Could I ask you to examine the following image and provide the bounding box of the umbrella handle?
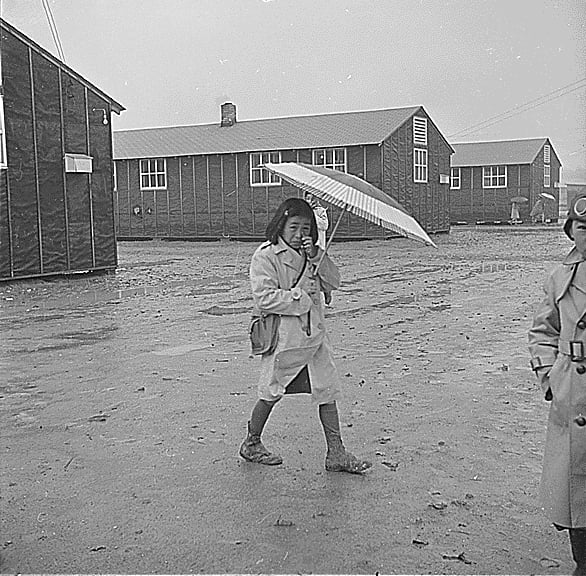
[314,204,348,274]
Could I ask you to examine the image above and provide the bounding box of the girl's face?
[572,220,586,257]
[281,215,312,250]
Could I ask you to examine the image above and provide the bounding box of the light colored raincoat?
[250,237,341,404]
[529,247,586,528]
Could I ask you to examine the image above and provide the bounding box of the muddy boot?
[239,399,282,466]
[570,528,586,576]
[319,401,372,474]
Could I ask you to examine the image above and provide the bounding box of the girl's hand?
[302,236,317,258]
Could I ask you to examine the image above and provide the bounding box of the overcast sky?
[2,0,585,179]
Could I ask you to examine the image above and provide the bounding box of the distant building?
[449,138,561,224]
[0,18,124,281]
[113,104,453,240]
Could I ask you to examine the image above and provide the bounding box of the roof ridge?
[452,137,548,145]
[114,105,421,134]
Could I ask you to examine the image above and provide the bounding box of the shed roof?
[0,17,125,114]
[451,138,551,167]
[113,106,426,159]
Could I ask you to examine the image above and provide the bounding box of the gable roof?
[113,106,425,160]
[0,18,125,114]
[451,138,553,167]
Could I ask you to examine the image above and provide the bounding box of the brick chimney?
[220,102,237,127]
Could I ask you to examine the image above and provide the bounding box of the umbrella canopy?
[262,162,436,248]
[510,196,529,204]
[540,192,556,201]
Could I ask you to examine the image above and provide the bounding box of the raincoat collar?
[554,247,584,303]
[563,247,586,266]
[271,236,306,272]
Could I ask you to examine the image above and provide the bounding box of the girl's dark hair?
[265,197,318,244]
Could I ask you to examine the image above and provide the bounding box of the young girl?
[240,197,372,474]
[529,193,586,576]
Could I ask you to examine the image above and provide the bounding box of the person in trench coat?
[529,193,586,576]
[239,197,372,474]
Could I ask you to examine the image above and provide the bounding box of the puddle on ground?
[8,325,118,354]
[190,285,238,296]
[151,343,212,356]
[1,279,243,312]
[202,305,250,315]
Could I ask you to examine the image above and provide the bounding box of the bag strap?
[291,255,308,289]
[257,254,308,319]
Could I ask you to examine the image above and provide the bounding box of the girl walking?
[240,197,371,474]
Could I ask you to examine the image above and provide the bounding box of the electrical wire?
[41,0,66,62]
[449,77,586,139]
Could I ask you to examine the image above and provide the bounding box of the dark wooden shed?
[449,138,562,224]
[113,104,453,240]
[0,18,124,281]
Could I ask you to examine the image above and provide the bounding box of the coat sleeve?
[310,249,340,294]
[528,272,560,393]
[250,249,313,316]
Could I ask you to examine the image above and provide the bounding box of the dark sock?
[570,528,586,573]
[249,399,277,437]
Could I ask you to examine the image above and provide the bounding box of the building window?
[250,152,281,186]
[312,148,346,171]
[450,167,461,189]
[544,164,551,188]
[113,162,117,191]
[544,144,551,164]
[414,149,428,183]
[0,95,6,169]
[413,117,428,146]
[482,165,507,188]
[140,158,167,189]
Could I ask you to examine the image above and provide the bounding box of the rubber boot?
[318,401,372,474]
[570,528,586,576]
[239,399,282,466]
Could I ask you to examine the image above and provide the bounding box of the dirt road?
[0,227,577,574]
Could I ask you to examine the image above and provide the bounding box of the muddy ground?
[0,226,578,575]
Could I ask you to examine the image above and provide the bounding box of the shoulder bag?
[249,256,307,356]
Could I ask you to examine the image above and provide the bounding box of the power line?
[41,0,66,62]
[449,78,586,139]
[450,78,586,138]
[453,83,586,139]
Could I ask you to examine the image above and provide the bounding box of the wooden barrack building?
[0,18,124,281]
[449,138,562,224]
[113,104,453,240]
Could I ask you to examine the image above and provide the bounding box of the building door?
[142,190,155,236]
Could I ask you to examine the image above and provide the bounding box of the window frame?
[413,148,428,183]
[482,165,507,188]
[140,158,167,190]
[544,164,551,188]
[544,144,551,164]
[413,116,428,146]
[250,151,282,186]
[312,148,347,172]
[0,94,6,169]
[450,167,461,189]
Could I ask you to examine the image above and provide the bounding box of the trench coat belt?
[558,339,585,362]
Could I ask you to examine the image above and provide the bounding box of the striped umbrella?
[262,162,437,250]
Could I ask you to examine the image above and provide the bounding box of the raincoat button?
[575,416,586,427]
[577,365,586,375]
[578,321,586,330]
